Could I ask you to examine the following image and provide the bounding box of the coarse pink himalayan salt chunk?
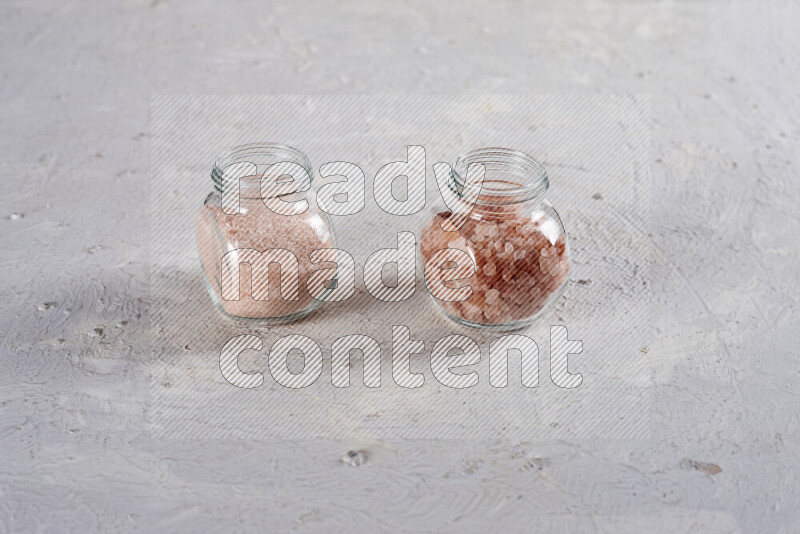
[420,211,569,325]
[485,288,501,306]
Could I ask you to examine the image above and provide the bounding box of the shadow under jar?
[195,143,336,323]
[419,148,570,331]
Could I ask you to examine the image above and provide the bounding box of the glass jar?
[419,148,570,330]
[195,143,336,322]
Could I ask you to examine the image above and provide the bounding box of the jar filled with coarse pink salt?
[196,143,336,323]
[419,148,570,330]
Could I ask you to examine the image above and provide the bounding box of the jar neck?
[450,148,549,212]
[212,143,313,199]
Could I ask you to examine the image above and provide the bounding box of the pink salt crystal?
[485,288,500,305]
[483,262,497,276]
[502,268,514,282]
[539,254,556,275]
[484,306,501,322]
[514,249,526,260]
[504,242,514,254]
[548,256,560,274]
[528,232,548,250]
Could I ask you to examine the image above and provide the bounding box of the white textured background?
[1,1,799,532]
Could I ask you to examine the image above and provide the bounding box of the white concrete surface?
[1,1,799,533]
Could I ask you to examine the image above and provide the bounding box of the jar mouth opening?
[451,148,549,205]
[212,143,313,198]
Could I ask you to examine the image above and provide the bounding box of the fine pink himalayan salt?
[196,200,334,320]
[420,211,569,325]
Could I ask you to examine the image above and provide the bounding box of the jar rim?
[211,143,313,197]
[451,147,549,205]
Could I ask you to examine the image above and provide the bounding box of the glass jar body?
[419,151,570,330]
[195,144,336,323]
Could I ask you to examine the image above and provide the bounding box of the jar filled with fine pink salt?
[196,143,336,323]
[419,148,570,330]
